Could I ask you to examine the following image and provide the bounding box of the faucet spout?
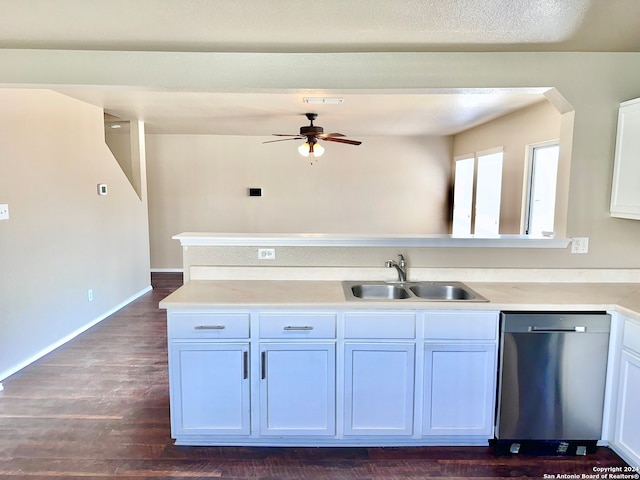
[385,254,407,283]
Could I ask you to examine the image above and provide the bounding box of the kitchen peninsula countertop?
[159,280,640,321]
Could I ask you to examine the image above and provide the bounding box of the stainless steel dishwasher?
[495,311,611,455]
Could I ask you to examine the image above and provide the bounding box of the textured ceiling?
[2,0,639,52]
[2,0,638,135]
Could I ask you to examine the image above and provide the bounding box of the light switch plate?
[0,204,9,220]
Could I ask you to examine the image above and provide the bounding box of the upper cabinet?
[611,97,640,220]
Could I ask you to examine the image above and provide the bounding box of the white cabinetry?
[613,318,640,468]
[259,312,336,436]
[259,342,336,435]
[343,312,416,436]
[171,343,250,436]
[166,307,499,446]
[611,97,640,220]
[423,312,498,437]
[167,312,251,438]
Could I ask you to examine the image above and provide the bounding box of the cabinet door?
[344,343,415,436]
[170,343,250,436]
[615,349,640,467]
[423,343,496,436]
[259,342,336,436]
[611,97,640,220]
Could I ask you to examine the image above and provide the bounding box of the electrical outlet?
[571,237,589,254]
[258,248,276,260]
[87,289,93,302]
[0,204,9,220]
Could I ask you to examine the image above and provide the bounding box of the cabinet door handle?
[261,351,266,380]
[283,325,314,331]
[194,325,226,330]
[243,351,248,380]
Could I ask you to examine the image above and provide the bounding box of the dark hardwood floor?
[0,273,630,479]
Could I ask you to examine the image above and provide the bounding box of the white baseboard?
[0,285,152,384]
[151,268,183,273]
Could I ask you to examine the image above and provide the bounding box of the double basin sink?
[342,280,489,302]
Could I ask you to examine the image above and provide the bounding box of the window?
[452,148,504,237]
[452,156,474,236]
[524,142,559,236]
[474,150,504,237]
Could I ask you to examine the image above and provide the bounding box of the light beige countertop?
[159,280,640,321]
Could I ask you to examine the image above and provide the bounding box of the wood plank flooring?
[0,273,630,479]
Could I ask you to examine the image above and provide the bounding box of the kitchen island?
[160,279,640,468]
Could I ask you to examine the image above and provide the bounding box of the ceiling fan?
[263,113,362,158]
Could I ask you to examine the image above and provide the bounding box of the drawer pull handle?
[284,326,314,331]
[194,325,226,330]
[243,351,248,380]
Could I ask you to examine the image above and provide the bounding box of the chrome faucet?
[385,254,407,283]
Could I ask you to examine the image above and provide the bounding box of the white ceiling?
[3,0,639,136]
[87,89,549,137]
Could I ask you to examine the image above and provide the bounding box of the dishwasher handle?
[528,326,587,333]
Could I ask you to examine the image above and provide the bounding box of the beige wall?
[3,50,640,271]
[147,134,452,269]
[0,89,151,380]
[453,100,562,234]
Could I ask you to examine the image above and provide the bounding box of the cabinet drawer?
[344,312,416,339]
[623,319,640,355]
[259,313,336,338]
[169,312,250,339]
[424,311,498,340]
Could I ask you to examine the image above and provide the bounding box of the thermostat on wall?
[97,184,108,195]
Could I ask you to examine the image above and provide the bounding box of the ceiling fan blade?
[263,137,304,144]
[321,137,362,146]
[317,133,346,138]
[264,115,360,148]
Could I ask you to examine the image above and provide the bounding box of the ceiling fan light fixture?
[298,142,310,157]
[298,141,324,157]
[264,113,360,158]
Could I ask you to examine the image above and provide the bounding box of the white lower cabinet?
[422,311,498,438]
[259,342,336,436]
[423,343,496,436]
[613,319,640,468]
[170,342,250,437]
[167,308,499,446]
[344,343,415,435]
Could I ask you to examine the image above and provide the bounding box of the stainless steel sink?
[343,281,488,302]
[409,283,476,300]
[351,283,411,300]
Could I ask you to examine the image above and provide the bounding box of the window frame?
[522,140,560,236]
